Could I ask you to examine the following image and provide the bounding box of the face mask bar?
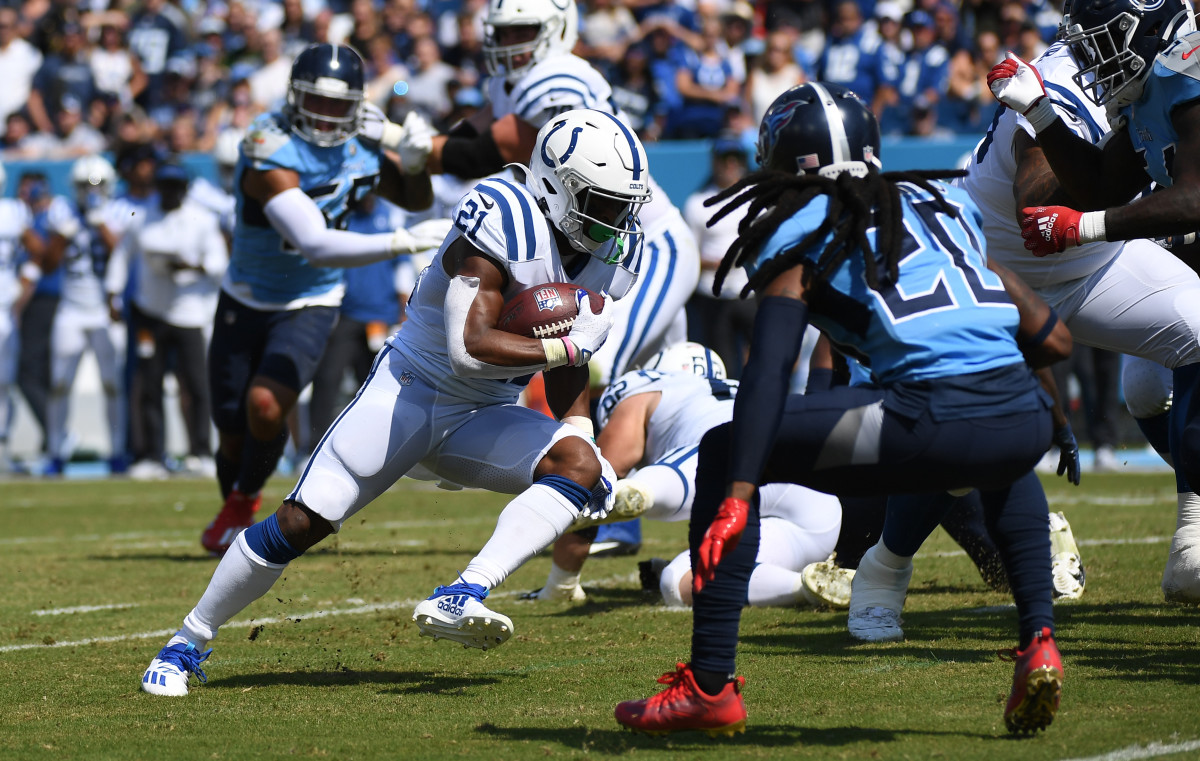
[568,185,650,262]
[290,82,362,146]
[484,23,546,80]
[1066,12,1143,106]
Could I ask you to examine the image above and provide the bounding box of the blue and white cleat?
[142,642,212,696]
[413,582,514,651]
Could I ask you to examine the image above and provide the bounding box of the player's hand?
[397,111,435,175]
[390,218,452,255]
[1021,205,1085,256]
[358,102,405,152]
[563,291,614,367]
[581,453,617,521]
[693,497,749,595]
[1053,422,1081,486]
[989,52,1058,132]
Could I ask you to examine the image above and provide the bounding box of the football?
[496,283,602,339]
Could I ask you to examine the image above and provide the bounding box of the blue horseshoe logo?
[541,122,585,168]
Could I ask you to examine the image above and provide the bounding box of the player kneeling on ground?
[141,109,650,696]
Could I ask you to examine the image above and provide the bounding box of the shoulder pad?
[242,114,292,165]
[596,369,668,431]
[1160,31,1200,81]
[452,178,549,265]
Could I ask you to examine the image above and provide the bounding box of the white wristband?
[542,338,569,369]
[381,121,405,153]
[562,415,595,440]
[19,261,41,282]
[1025,97,1059,134]
[1078,211,1107,244]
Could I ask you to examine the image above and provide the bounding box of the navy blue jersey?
[749,181,1023,383]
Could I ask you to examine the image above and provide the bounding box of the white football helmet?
[70,154,117,206]
[642,342,727,380]
[528,109,651,263]
[214,129,242,168]
[484,0,579,82]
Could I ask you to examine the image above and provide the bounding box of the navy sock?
[833,495,887,569]
[692,666,732,696]
[882,491,956,557]
[980,471,1054,648]
[1135,411,1172,468]
[242,513,301,564]
[1171,364,1200,492]
[237,428,289,497]
[940,491,1007,590]
[536,474,589,509]
[215,450,238,500]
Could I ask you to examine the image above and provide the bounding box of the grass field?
[2,471,1198,761]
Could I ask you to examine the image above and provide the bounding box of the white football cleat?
[847,544,912,642]
[1048,511,1085,600]
[568,479,653,531]
[141,641,212,696]
[413,582,514,650]
[520,583,587,602]
[800,558,855,609]
[1163,525,1200,603]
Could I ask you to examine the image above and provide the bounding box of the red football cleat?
[200,489,262,556]
[1000,627,1063,734]
[615,662,747,737]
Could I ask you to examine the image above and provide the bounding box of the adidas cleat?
[1049,512,1085,600]
[569,479,654,532]
[800,558,855,609]
[615,662,747,737]
[141,642,212,696]
[413,582,514,650]
[1000,627,1063,734]
[201,489,262,556]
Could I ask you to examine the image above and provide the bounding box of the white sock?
[874,541,913,570]
[542,561,582,592]
[460,483,578,589]
[659,551,692,608]
[850,542,913,612]
[747,564,805,607]
[1177,491,1200,531]
[180,531,288,647]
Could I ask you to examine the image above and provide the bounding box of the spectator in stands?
[128,0,187,111]
[279,0,315,57]
[667,14,742,139]
[817,1,880,101]
[91,20,147,115]
[106,161,226,480]
[27,21,96,138]
[348,0,385,59]
[721,2,757,85]
[2,113,38,159]
[35,95,108,158]
[611,43,661,140]
[0,8,44,127]
[364,33,410,110]
[442,10,486,85]
[933,2,972,55]
[147,57,198,134]
[747,29,807,124]
[684,135,754,378]
[407,35,458,123]
[765,0,826,66]
[249,29,292,112]
[203,71,260,152]
[876,10,950,136]
[579,0,639,80]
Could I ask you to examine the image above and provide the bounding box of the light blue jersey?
[749,181,1023,383]
[1123,30,1200,188]
[229,112,383,307]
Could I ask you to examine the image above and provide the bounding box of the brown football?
[496,283,603,339]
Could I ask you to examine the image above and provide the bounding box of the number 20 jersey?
[228,112,382,309]
[748,181,1024,384]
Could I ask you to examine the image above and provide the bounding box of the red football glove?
[987,53,1047,115]
[1020,205,1084,257]
[693,497,749,595]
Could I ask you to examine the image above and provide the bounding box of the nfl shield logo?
[534,287,563,312]
[398,371,414,386]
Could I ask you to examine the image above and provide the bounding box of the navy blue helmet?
[285,43,366,147]
[756,82,882,178]
[1061,0,1197,107]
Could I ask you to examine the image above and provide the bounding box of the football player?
[141,109,647,697]
[401,0,700,388]
[615,84,1071,737]
[969,0,1200,604]
[0,160,42,471]
[198,43,451,556]
[42,156,127,476]
[525,342,842,606]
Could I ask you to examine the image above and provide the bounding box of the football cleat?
[615,662,746,737]
[568,479,653,532]
[519,583,587,602]
[413,582,514,650]
[846,544,911,642]
[800,558,855,609]
[201,489,262,556]
[1049,511,1085,600]
[847,606,904,642]
[1000,627,1063,734]
[141,642,212,697]
[638,557,669,592]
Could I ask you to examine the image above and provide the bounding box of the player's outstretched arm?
[986,258,1072,368]
[427,109,539,179]
[375,149,433,212]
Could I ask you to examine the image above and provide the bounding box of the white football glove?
[358,102,406,152]
[397,111,435,175]
[389,218,452,255]
[987,52,1058,133]
[563,292,614,367]
[579,448,617,522]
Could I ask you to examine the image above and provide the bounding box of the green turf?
[1,473,1197,760]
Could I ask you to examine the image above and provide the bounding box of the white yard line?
[33,603,138,616]
[1059,740,1200,761]
[923,535,1170,559]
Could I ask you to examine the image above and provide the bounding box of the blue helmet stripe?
[476,183,521,261]
[595,111,643,181]
[492,179,537,261]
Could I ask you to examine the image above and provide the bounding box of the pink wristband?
[561,338,577,366]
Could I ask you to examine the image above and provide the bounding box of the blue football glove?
[1053,423,1080,486]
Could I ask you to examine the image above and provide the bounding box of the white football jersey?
[597,369,738,465]
[391,177,638,403]
[0,198,30,307]
[959,42,1123,288]
[48,197,110,312]
[488,52,677,230]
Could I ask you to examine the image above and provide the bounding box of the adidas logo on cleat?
[437,595,468,616]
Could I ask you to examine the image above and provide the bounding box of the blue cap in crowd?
[907,10,935,28]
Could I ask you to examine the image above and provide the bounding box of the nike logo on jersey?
[1183,43,1200,59]
[479,195,495,210]
[1038,213,1058,241]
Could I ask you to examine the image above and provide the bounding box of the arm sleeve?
[105,235,131,297]
[263,187,397,267]
[727,297,811,485]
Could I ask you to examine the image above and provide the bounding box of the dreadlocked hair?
[705,165,968,298]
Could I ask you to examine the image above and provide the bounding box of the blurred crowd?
[0,0,1070,166]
